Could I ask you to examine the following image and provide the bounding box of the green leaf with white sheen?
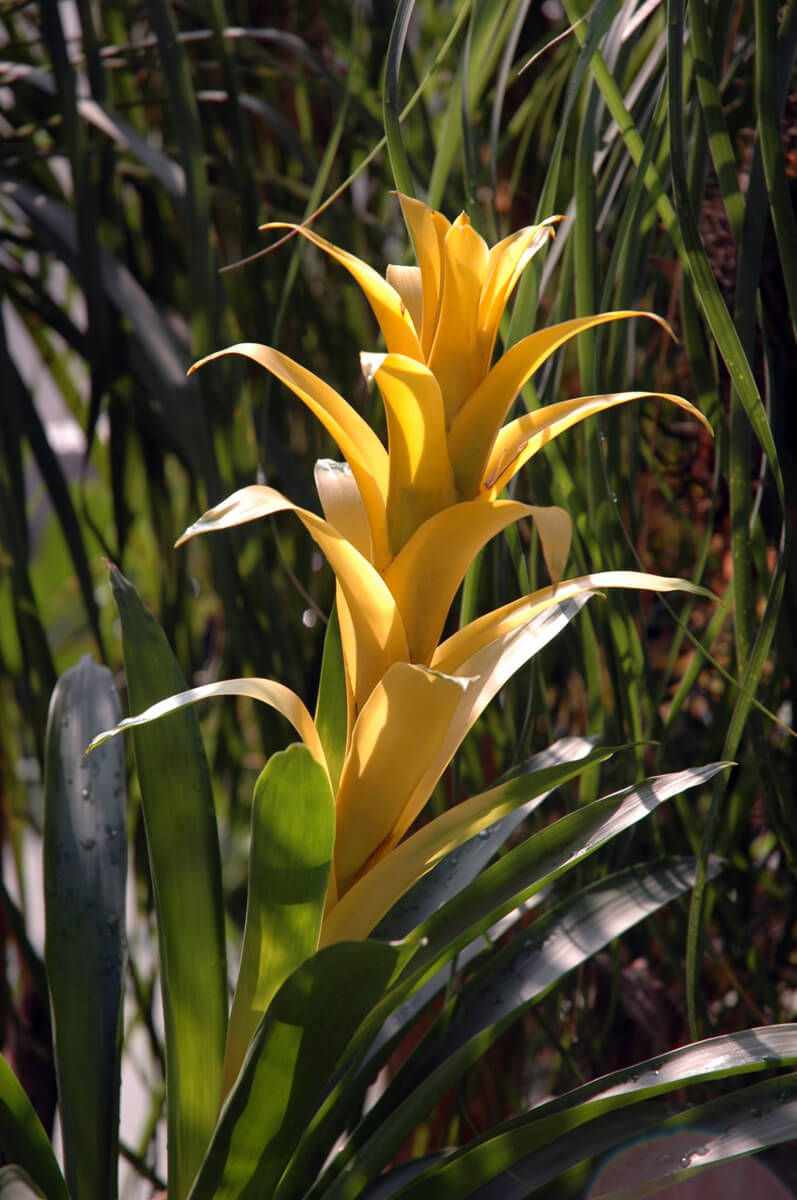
[44,654,127,1200]
[404,763,727,978]
[291,767,725,1200]
[383,1024,797,1198]
[318,857,720,1200]
[478,1072,797,1199]
[324,740,615,944]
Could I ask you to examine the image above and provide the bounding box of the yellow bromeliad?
[90,195,713,1088]
[187,196,709,701]
[174,193,711,905]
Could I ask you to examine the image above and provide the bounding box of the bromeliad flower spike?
[184,197,710,695]
[89,194,713,1094]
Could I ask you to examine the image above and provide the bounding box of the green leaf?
[388,1024,797,1198]
[43,654,126,1200]
[188,941,403,1200]
[314,604,348,795]
[110,565,227,1199]
[299,768,725,1200]
[322,857,719,1200]
[372,737,608,940]
[0,1057,68,1200]
[223,744,335,1097]
[406,763,727,979]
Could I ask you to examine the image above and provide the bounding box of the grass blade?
[384,0,417,197]
[666,0,783,501]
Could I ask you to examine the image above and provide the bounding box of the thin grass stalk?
[460,0,482,229]
[689,0,744,239]
[384,0,417,198]
[755,0,797,340]
[561,0,682,251]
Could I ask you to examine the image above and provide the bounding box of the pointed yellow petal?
[332,663,472,893]
[190,342,392,569]
[259,222,422,359]
[176,486,409,711]
[314,459,371,560]
[448,311,673,498]
[382,497,533,665]
[428,215,490,423]
[366,353,458,553]
[431,570,716,674]
[526,505,572,587]
[385,264,423,337]
[477,218,560,368]
[485,390,714,497]
[86,677,327,769]
[398,193,450,357]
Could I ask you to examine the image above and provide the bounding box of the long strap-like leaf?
[111,565,227,1199]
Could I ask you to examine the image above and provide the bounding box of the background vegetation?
[1,0,795,1193]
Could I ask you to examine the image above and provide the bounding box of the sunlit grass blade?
[687,545,788,1037]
